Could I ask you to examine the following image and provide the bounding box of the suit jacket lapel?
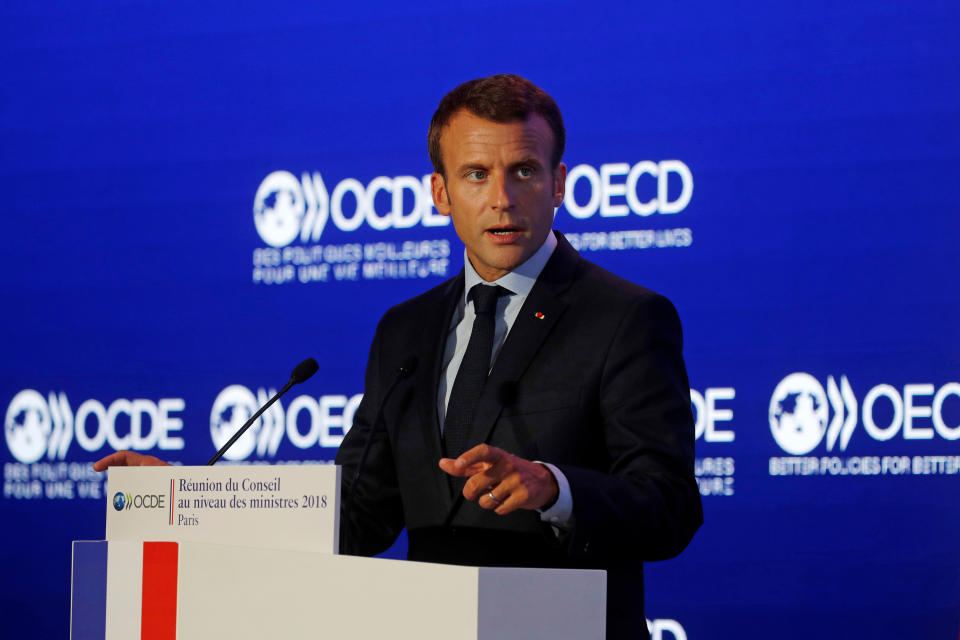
[465,234,581,451]
[415,272,463,500]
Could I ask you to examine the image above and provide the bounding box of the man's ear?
[431,173,452,216]
[552,162,567,208]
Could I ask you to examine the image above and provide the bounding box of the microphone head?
[290,358,319,384]
[397,356,418,378]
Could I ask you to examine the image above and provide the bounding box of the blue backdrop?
[3,2,959,638]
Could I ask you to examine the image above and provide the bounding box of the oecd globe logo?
[210,385,261,461]
[112,491,126,511]
[769,373,829,455]
[4,390,51,464]
[253,170,306,248]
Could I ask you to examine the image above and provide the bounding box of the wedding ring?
[487,491,503,504]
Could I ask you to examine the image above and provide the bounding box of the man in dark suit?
[335,74,702,639]
[94,74,700,639]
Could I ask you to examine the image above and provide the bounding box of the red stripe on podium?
[141,542,178,640]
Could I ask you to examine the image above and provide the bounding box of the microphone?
[347,356,418,505]
[290,358,320,384]
[206,358,319,466]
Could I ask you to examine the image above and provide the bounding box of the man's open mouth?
[487,226,523,236]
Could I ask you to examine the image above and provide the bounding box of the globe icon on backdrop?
[769,372,829,455]
[112,492,126,511]
[253,171,305,247]
[209,385,261,461]
[4,390,51,464]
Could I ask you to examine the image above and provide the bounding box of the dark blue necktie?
[443,284,507,458]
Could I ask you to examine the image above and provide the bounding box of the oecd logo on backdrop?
[252,170,448,248]
[564,161,693,219]
[769,372,960,455]
[3,389,185,464]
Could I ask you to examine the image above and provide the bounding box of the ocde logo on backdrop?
[769,372,960,455]
[3,389,185,464]
[252,170,448,248]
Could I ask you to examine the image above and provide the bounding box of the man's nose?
[491,173,515,210]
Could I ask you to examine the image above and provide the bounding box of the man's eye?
[466,170,486,181]
[516,166,534,178]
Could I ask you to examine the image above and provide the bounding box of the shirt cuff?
[536,462,574,530]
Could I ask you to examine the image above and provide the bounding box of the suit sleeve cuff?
[536,462,574,530]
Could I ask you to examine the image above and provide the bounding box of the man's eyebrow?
[510,156,543,167]
[455,161,490,173]
[454,157,543,174]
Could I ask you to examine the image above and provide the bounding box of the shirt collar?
[463,230,558,302]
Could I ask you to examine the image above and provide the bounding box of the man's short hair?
[427,74,566,176]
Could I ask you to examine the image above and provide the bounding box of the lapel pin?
[535,312,545,320]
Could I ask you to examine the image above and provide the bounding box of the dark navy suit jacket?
[335,231,702,639]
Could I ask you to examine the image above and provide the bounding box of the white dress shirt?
[438,231,574,529]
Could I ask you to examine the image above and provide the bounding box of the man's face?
[431,110,566,282]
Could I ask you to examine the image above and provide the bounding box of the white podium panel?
[176,542,606,640]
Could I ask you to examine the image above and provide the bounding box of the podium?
[70,466,606,639]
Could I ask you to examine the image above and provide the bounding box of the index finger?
[92,450,168,472]
[438,457,490,477]
[93,451,131,471]
[454,444,505,470]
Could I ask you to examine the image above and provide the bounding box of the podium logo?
[769,373,960,455]
[111,490,165,511]
[3,390,185,464]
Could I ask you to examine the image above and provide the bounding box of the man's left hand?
[438,444,559,515]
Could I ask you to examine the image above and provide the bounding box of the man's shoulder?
[559,242,677,314]
[378,271,462,326]
[576,256,659,299]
